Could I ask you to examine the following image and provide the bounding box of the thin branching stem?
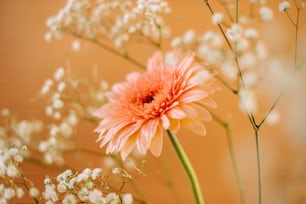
[254,129,262,204]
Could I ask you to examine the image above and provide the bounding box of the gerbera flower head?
[95,51,219,160]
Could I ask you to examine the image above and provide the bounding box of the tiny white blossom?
[266,110,281,125]
[92,168,102,180]
[112,168,121,174]
[60,122,73,138]
[259,7,274,21]
[52,98,64,109]
[6,164,19,178]
[53,111,62,120]
[63,194,77,204]
[16,187,25,198]
[183,29,195,45]
[245,28,258,39]
[88,189,104,203]
[29,187,39,197]
[54,68,65,81]
[57,183,67,193]
[238,89,257,114]
[121,193,133,204]
[71,40,81,52]
[226,24,243,42]
[45,106,53,116]
[3,188,15,200]
[57,82,66,92]
[105,193,119,204]
[67,111,78,126]
[279,1,290,12]
[171,37,182,48]
[211,12,224,25]
[78,187,89,201]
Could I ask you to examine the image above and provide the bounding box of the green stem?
[166,130,204,204]
[254,129,262,204]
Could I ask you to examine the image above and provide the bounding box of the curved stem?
[166,130,204,204]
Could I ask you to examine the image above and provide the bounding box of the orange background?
[1,0,306,203]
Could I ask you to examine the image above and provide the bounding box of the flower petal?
[149,125,163,157]
[180,90,208,103]
[166,106,186,119]
[181,118,206,136]
[161,114,170,129]
[137,119,159,153]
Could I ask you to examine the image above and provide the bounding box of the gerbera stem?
[166,130,204,204]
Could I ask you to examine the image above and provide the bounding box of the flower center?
[143,95,154,104]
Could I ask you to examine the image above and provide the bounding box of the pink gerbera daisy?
[95,51,218,160]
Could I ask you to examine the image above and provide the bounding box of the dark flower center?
[143,95,154,104]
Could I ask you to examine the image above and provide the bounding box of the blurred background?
[0,0,306,203]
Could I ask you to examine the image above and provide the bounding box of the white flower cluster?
[0,146,40,203]
[42,168,133,204]
[46,0,171,48]
[170,14,278,116]
[39,67,109,165]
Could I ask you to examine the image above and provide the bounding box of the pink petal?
[182,118,206,136]
[121,137,137,160]
[126,72,140,82]
[200,97,217,108]
[191,103,212,121]
[180,90,208,103]
[149,125,163,157]
[137,119,159,153]
[180,105,198,118]
[161,114,170,129]
[166,106,186,119]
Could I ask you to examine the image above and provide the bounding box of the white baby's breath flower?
[6,164,19,178]
[183,29,195,45]
[266,110,281,125]
[63,194,77,204]
[16,187,24,198]
[88,189,104,203]
[54,68,65,81]
[259,7,274,21]
[3,188,15,200]
[112,168,121,174]
[57,82,66,92]
[238,88,257,114]
[67,111,78,126]
[53,111,62,120]
[226,24,243,42]
[52,98,64,109]
[245,28,258,39]
[71,40,81,52]
[121,193,133,204]
[29,187,39,197]
[278,1,290,12]
[91,168,102,180]
[78,187,89,201]
[171,37,182,48]
[57,183,67,193]
[211,12,224,25]
[105,193,119,204]
[45,106,53,116]
[60,122,73,138]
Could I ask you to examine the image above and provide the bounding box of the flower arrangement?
[0,0,305,204]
